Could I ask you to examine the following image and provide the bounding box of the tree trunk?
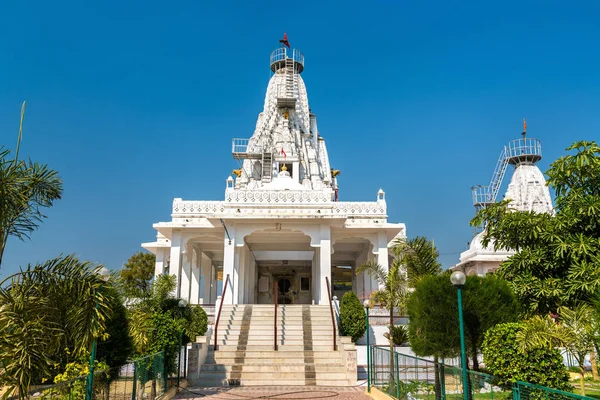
[590,347,598,381]
[389,307,395,392]
[580,365,586,396]
[471,338,479,371]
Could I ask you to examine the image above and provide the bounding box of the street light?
[86,266,110,400]
[363,299,371,393]
[450,270,469,400]
[176,299,187,391]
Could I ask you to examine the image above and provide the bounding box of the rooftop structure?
[142,38,406,307]
[454,125,554,275]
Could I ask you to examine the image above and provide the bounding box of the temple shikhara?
[142,38,406,308]
[453,128,554,275]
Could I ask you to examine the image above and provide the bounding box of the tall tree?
[0,102,63,268]
[407,274,519,370]
[473,141,600,315]
[462,275,520,370]
[120,251,156,297]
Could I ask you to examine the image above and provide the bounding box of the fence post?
[512,382,520,400]
[162,351,167,395]
[395,352,400,400]
[440,362,446,400]
[132,360,137,400]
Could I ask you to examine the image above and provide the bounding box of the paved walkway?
[175,386,372,399]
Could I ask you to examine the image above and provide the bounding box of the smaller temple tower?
[453,125,553,275]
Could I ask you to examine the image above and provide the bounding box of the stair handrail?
[324,277,338,351]
[213,273,231,351]
[273,280,278,351]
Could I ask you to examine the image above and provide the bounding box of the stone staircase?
[190,304,356,386]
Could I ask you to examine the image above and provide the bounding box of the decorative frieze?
[172,197,387,219]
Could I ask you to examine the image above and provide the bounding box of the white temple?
[453,135,554,275]
[142,43,405,306]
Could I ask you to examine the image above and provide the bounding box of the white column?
[180,245,192,302]
[319,225,332,305]
[235,245,245,304]
[247,258,256,304]
[154,249,166,278]
[201,253,212,304]
[169,230,182,297]
[243,247,253,303]
[190,250,200,305]
[222,225,236,304]
[376,232,389,291]
[312,248,319,305]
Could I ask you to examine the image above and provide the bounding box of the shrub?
[340,292,366,343]
[384,325,409,346]
[482,322,571,391]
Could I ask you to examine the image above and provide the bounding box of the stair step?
[213,344,341,352]
[194,371,349,380]
[200,364,347,373]
[191,378,353,387]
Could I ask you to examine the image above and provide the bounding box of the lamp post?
[363,299,371,393]
[86,266,110,400]
[176,299,187,391]
[450,270,469,400]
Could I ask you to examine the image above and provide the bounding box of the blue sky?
[1,0,599,278]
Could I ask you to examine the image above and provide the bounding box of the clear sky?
[1,0,599,278]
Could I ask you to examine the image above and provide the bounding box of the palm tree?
[0,102,63,268]
[517,305,595,395]
[393,236,442,287]
[0,255,113,399]
[357,256,407,393]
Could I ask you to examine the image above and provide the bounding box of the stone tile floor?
[175,385,371,399]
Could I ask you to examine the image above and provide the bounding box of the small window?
[300,277,310,292]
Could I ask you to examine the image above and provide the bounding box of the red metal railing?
[325,276,337,351]
[213,274,231,351]
[273,280,279,351]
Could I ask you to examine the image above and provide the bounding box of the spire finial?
[279,33,290,48]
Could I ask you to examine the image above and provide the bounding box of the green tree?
[462,275,520,370]
[0,255,114,399]
[473,141,600,315]
[482,322,571,391]
[0,102,63,268]
[339,291,366,343]
[120,251,156,297]
[97,285,134,378]
[127,274,208,375]
[407,274,519,370]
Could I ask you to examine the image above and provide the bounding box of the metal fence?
[132,351,166,400]
[8,352,166,400]
[369,346,592,400]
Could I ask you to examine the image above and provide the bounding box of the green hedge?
[482,322,571,391]
[340,292,366,343]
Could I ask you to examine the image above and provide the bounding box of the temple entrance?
[256,262,312,305]
[277,277,293,304]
